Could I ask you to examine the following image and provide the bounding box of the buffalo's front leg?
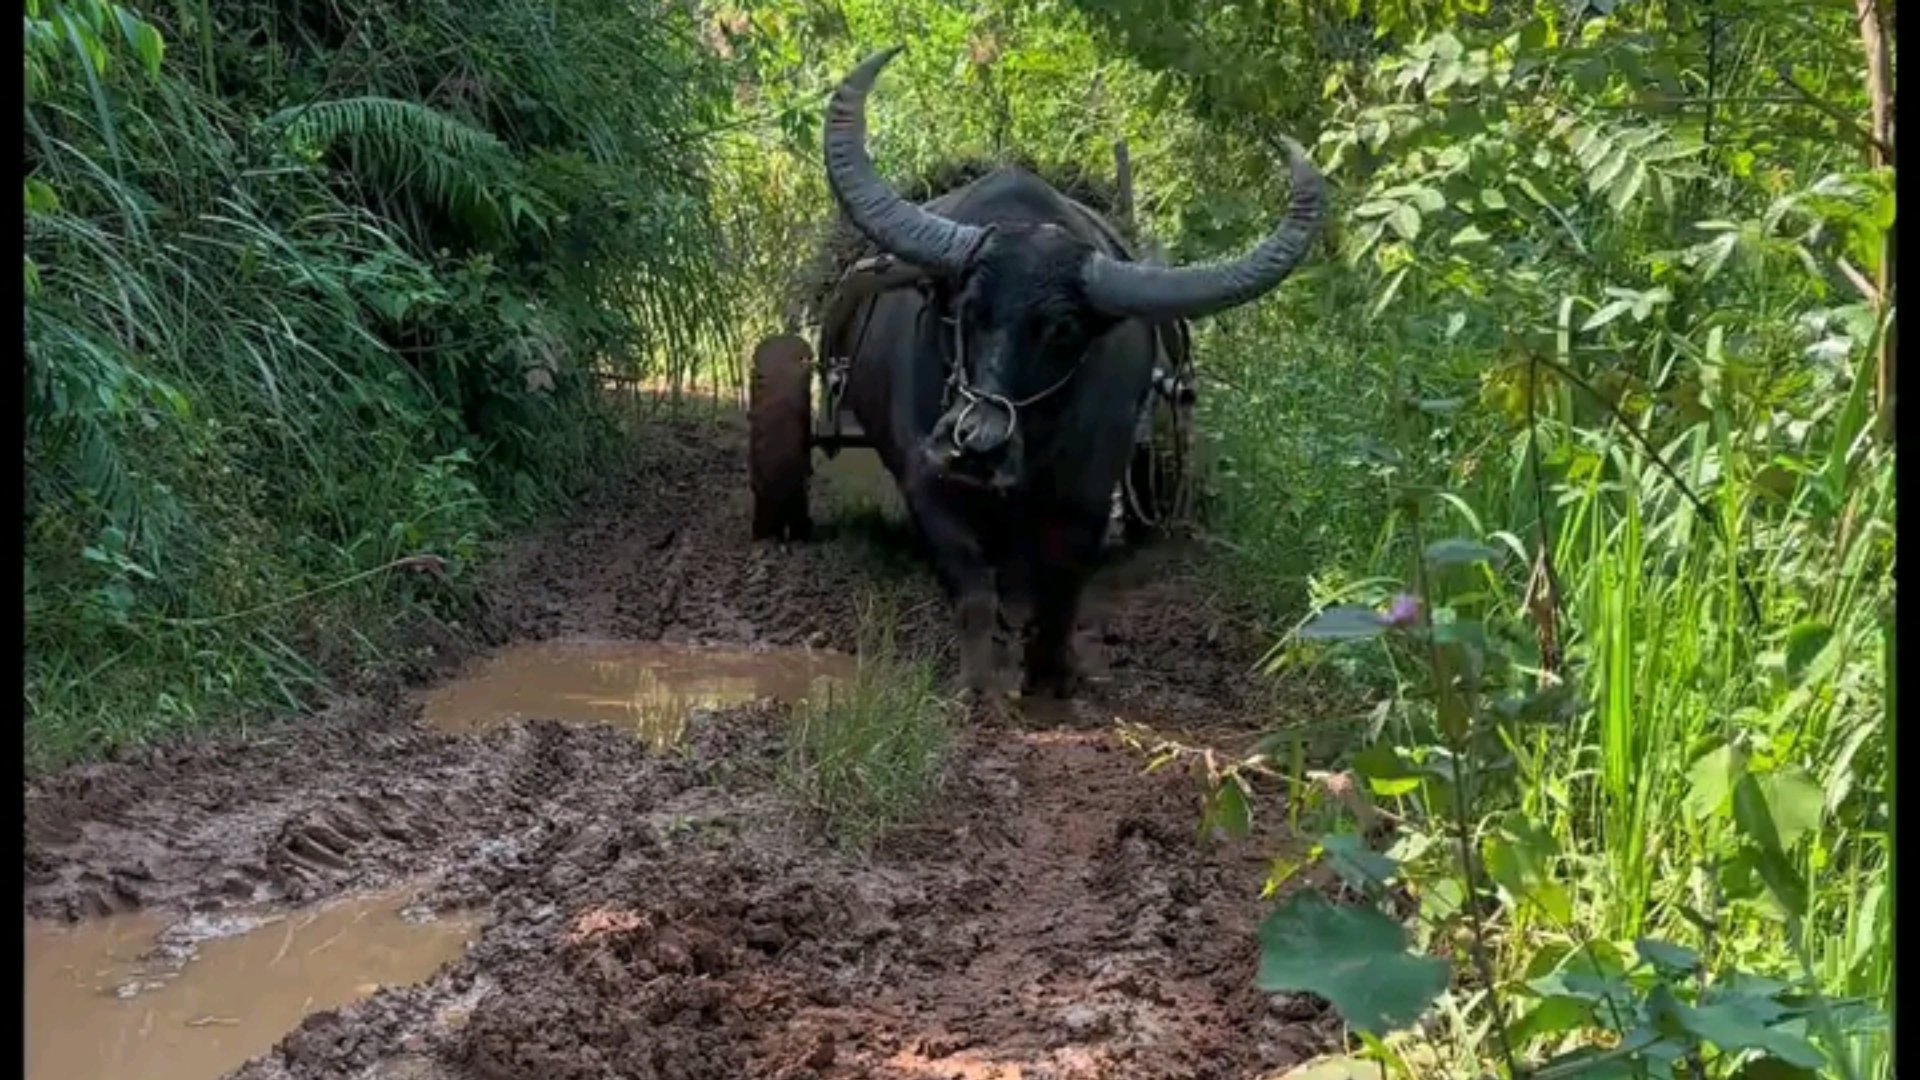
[906,485,1000,699]
[1022,514,1103,698]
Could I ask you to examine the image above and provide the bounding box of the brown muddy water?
[25,885,480,1080]
[418,639,860,742]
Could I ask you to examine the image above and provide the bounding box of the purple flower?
[1384,592,1422,628]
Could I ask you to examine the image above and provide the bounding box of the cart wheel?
[748,334,815,542]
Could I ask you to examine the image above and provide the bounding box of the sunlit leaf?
[1732,775,1810,918]
[1203,773,1254,839]
[1351,743,1422,796]
[1386,202,1421,241]
[1684,742,1747,821]
[1782,621,1835,687]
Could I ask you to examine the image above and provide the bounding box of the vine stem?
[1387,362,1522,1077]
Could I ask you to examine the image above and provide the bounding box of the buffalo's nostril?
[954,406,1012,456]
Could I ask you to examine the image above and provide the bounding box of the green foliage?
[1259,889,1453,1035]
[25,0,738,766]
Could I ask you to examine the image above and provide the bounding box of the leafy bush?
[25,0,737,765]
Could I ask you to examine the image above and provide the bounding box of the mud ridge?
[223,705,1335,1080]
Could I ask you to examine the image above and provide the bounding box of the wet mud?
[25,413,1347,1079]
[418,639,859,743]
[27,884,479,1080]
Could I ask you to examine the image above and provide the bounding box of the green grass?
[781,597,959,851]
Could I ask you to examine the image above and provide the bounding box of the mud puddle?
[25,885,481,1080]
[419,640,859,743]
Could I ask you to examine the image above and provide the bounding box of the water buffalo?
[819,45,1326,701]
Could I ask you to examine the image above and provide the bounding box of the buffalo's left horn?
[823,47,987,274]
[1080,137,1328,321]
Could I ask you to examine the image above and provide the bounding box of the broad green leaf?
[1203,774,1253,839]
[1781,621,1834,687]
[1588,145,1629,194]
[1424,537,1498,567]
[1386,203,1421,241]
[1755,767,1824,850]
[1571,128,1610,171]
[1449,223,1490,246]
[1404,185,1445,214]
[1684,742,1747,821]
[24,178,59,213]
[1417,876,1463,922]
[1732,775,1810,918]
[1317,832,1398,892]
[1693,231,1738,281]
[1609,160,1648,213]
[1634,937,1700,976]
[1673,995,1828,1069]
[1256,891,1450,1035]
[1298,605,1387,641]
[1351,743,1421,796]
[1484,811,1571,922]
[132,23,164,76]
[1508,993,1596,1046]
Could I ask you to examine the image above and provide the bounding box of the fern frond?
[265,97,520,236]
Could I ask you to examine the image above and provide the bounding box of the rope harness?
[818,251,1198,534]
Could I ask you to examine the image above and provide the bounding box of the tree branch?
[1774,65,1894,161]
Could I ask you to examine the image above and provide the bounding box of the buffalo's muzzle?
[925,401,1019,490]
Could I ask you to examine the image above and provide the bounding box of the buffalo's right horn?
[1080,137,1328,322]
[823,47,987,275]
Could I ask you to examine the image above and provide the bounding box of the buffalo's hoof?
[1021,655,1083,700]
[960,685,1018,725]
[1022,673,1081,701]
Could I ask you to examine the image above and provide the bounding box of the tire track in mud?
[24,412,1346,1080]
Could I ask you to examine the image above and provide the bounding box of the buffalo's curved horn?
[1080,138,1328,321]
[823,47,987,275]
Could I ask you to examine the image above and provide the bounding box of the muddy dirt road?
[25,411,1349,1080]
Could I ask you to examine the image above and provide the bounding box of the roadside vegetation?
[781,595,960,852]
[27,0,1890,1075]
[25,0,738,766]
